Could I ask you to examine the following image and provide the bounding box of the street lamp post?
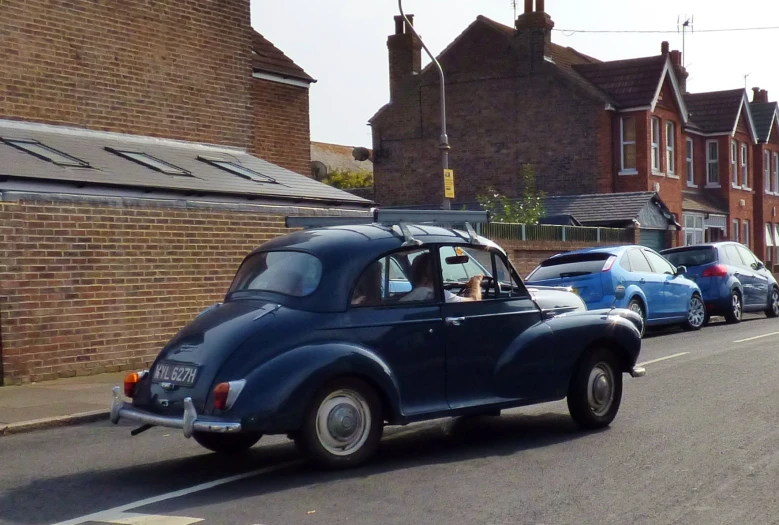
[397,0,451,210]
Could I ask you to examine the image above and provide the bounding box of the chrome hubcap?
[587,363,615,417]
[688,296,705,327]
[629,302,643,317]
[772,291,779,315]
[315,389,371,456]
[733,293,742,320]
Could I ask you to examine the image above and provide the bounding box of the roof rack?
[284,209,490,246]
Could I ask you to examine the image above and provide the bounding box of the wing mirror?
[755,261,765,271]
[675,265,687,276]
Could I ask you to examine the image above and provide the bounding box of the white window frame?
[683,213,705,246]
[686,137,695,187]
[744,220,750,248]
[706,140,720,187]
[741,143,750,189]
[619,116,638,175]
[731,140,739,187]
[733,219,740,242]
[766,223,774,248]
[774,152,779,194]
[651,117,662,174]
[766,150,772,193]
[666,121,676,177]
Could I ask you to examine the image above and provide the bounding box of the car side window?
[351,247,436,307]
[723,245,745,266]
[438,245,528,300]
[736,245,759,269]
[619,254,632,271]
[627,249,653,273]
[643,250,675,275]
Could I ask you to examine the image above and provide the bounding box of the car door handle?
[734,272,741,277]
[639,279,645,284]
[445,317,465,326]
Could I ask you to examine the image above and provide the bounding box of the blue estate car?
[661,242,779,324]
[526,245,705,336]
[111,213,645,469]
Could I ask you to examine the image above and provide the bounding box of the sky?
[253,0,779,148]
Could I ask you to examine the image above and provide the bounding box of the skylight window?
[106,147,191,176]
[1,138,90,168]
[198,156,276,183]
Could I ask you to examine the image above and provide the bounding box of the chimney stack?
[387,14,421,102]
[515,0,554,74]
[669,49,688,94]
[753,87,769,103]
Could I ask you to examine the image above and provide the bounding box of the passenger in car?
[351,261,383,306]
[401,252,483,303]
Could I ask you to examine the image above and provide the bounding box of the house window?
[686,138,694,186]
[731,140,738,187]
[105,147,190,176]
[683,213,705,246]
[198,156,276,183]
[666,122,675,175]
[1,138,90,168]
[707,140,720,185]
[766,150,772,193]
[620,116,637,173]
[651,117,661,172]
[774,152,779,194]
[732,219,740,242]
[744,220,750,248]
[766,223,774,262]
[741,143,749,188]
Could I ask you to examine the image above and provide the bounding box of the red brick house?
[369,1,779,261]
[0,0,370,384]
[749,91,779,263]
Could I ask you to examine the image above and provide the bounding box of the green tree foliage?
[476,164,545,224]
[321,169,374,189]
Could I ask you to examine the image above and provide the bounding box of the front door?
[436,245,542,408]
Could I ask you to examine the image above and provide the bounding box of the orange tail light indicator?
[123,370,147,398]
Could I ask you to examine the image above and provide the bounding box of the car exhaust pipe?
[131,424,154,436]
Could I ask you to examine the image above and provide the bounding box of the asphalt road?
[1,314,779,525]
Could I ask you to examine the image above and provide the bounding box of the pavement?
[0,372,123,436]
[1,314,779,525]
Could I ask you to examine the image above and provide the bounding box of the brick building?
[0,0,371,384]
[370,1,779,263]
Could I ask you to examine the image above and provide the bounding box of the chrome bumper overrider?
[630,366,646,378]
[110,386,242,438]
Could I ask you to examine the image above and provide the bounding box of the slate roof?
[684,89,745,133]
[0,120,370,207]
[682,192,729,215]
[251,31,315,83]
[541,191,659,223]
[572,55,667,108]
[749,102,778,142]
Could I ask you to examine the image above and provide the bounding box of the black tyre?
[567,347,623,430]
[682,293,705,331]
[294,377,383,470]
[627,297,646,337]
[765,287,779,318]
[724,290,742,324]
[192,431,262,455]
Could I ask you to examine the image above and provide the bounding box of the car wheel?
[627,298,646,337]
[682,294,705,331]
[295,377,383,470]
[192,431,262,455]
[566,347,623,430]
[765,287,779,318]
[724,290,742,324]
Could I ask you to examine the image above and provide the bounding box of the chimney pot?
[394,15,404,35]
[524,0,533,14]
[537,0,545,11]
[753,87,762,102]
[762,89,769,102]
[661,41,670,55]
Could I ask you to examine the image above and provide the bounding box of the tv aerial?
[677,15,694,67]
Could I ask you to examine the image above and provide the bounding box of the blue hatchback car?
[526,245,705,336]
[661,242,779,324]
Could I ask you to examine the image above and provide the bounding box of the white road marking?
[50,460,302,525]
[733,331,779,343]
[107,512,203,525]
[637,352,689,367]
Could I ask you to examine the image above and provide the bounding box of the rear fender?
[624,287,648,311]
[230,343,402,433]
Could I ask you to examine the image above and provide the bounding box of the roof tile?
[749,102,778,142]
[684,89,745,133]
[572,55,667,108]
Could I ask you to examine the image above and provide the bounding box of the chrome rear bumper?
[110,386,242,438]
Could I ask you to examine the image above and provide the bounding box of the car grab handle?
[445,317,465,326]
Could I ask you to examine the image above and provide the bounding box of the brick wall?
[0,198,345,385]
[0,0,253,149]
[251,78,311,175]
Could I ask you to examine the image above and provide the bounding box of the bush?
[477,164,545,224]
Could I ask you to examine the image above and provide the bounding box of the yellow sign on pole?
[443,169,455,199]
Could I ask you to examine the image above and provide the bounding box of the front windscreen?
[663,247,716,268]
[229,251,323,297]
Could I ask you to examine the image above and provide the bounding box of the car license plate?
[151,362,199,387]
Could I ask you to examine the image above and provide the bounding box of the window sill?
[742,186,753,192]
[732,184,742,190]
[705,183,722,189]
[668,174,680,179]
[651,171,665,177]
[687,182,698,188]
[618,169,638,176]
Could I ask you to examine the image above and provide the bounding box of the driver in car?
[401,252,483,303]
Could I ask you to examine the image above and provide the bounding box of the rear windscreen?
[663,247,716,268]
[528,253,611,281]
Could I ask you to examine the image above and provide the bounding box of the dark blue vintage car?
[110,210,646,469]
